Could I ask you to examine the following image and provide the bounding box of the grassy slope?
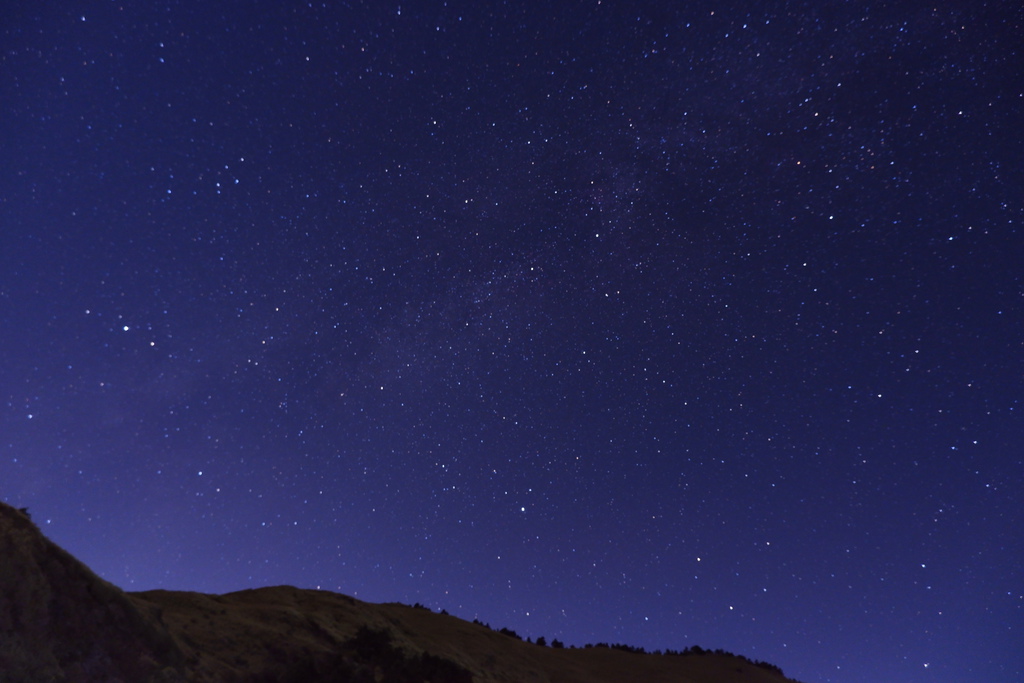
[133,585,802,683]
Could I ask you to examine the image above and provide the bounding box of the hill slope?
[0,502,184,682]
[0,501,804,682]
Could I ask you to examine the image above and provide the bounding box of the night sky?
[2,2,1021,682]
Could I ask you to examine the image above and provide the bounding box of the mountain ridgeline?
[0,501,803,682]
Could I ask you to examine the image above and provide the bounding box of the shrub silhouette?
[497,627,522,641]
[341,625,472,683]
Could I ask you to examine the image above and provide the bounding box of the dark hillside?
[1,501,803,683]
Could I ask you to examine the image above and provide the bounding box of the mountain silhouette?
[0,501,804,682]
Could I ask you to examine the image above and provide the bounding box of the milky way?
[2,3,1021,682]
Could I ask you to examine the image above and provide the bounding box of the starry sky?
[2,2,1021,681]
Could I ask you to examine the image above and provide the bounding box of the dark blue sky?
[2,2,1021,681]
